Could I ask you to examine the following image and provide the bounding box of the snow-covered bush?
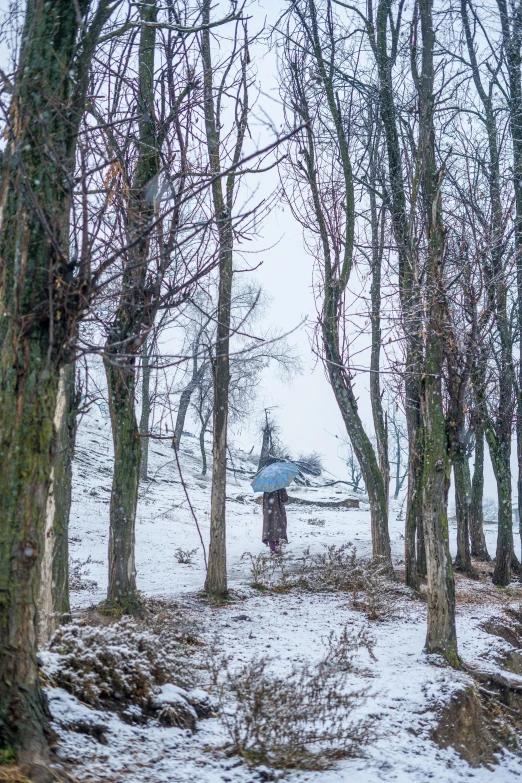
[45,614,194,710]
[209,627,375,770]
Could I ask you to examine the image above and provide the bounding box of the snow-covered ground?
[47,407,522,782]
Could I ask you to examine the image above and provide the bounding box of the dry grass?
[0,769,32,783]
[242,544,402,621]
[454,563,522,609]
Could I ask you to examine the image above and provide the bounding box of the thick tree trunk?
[417,0,458,664]
[0,0,113,763]
[470,426,490,560]
[421,367,458,661]
[38,363,78,644]
[105,357,141,611]
[140,338,151,481]
[0,357,60,762]
[453,455,474,575]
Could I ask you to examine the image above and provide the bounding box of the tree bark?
[416,0,459,664]
[105,356,142,610]
[202,0,248,596]
[105,0,159,611]
[495,0,522,563]
[0,0,114,763]
[470,425,490,560]
[369,108,390,512]
[453,455,474,575]
[257,414,272,471]
[486,425,513,586]
[38,362,78,644]
[199,410,211,476]
[140,337,151,481]
[172,378,197,451]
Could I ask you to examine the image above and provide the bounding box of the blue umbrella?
[251,461,299,493]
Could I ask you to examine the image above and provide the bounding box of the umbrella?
[251,461,299,493]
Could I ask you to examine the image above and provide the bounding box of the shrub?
[209,626,376,770]
[241,551,276,588]
[69,556,99,591]
[45,612,195,709]
[174,547,199,565]
[243,544,391,620]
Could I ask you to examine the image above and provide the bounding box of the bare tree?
[279,0,393,574]
[388,404,408,500]
[201,0,251,597]
[413,0,458,664]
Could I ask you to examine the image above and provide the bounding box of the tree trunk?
[104,0,159,612]
[140,338,151,481]
[172,379,196,451]
[421,368,458,661]
[201,0,248,596]
[205,248,232,596]
[372,0,422,587]
[200,425,208,476]
[257,417,271,471]
[0,0,113,763]
[105,357,142,611]
[407,403,424,586]
[486,428,513,586]
[416,508,427,577]
[199,410,211,476]
[417,0,459,664]
[453,455,474,575]
[369,109,390,511]
[38,363,78,644]
[496,0,522,572]
[470,426,490,560]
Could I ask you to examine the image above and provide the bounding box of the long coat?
[262,488,289,543]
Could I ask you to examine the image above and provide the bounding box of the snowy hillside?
[42,407,522,783]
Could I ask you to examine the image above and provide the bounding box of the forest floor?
[42,406,522,782]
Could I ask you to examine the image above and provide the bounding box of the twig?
[172,447,208,570]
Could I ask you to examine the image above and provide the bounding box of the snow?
[45,406,522,782]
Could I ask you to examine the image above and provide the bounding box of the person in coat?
[262,488,288,553]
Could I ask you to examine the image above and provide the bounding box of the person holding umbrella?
[251,460,299,553]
